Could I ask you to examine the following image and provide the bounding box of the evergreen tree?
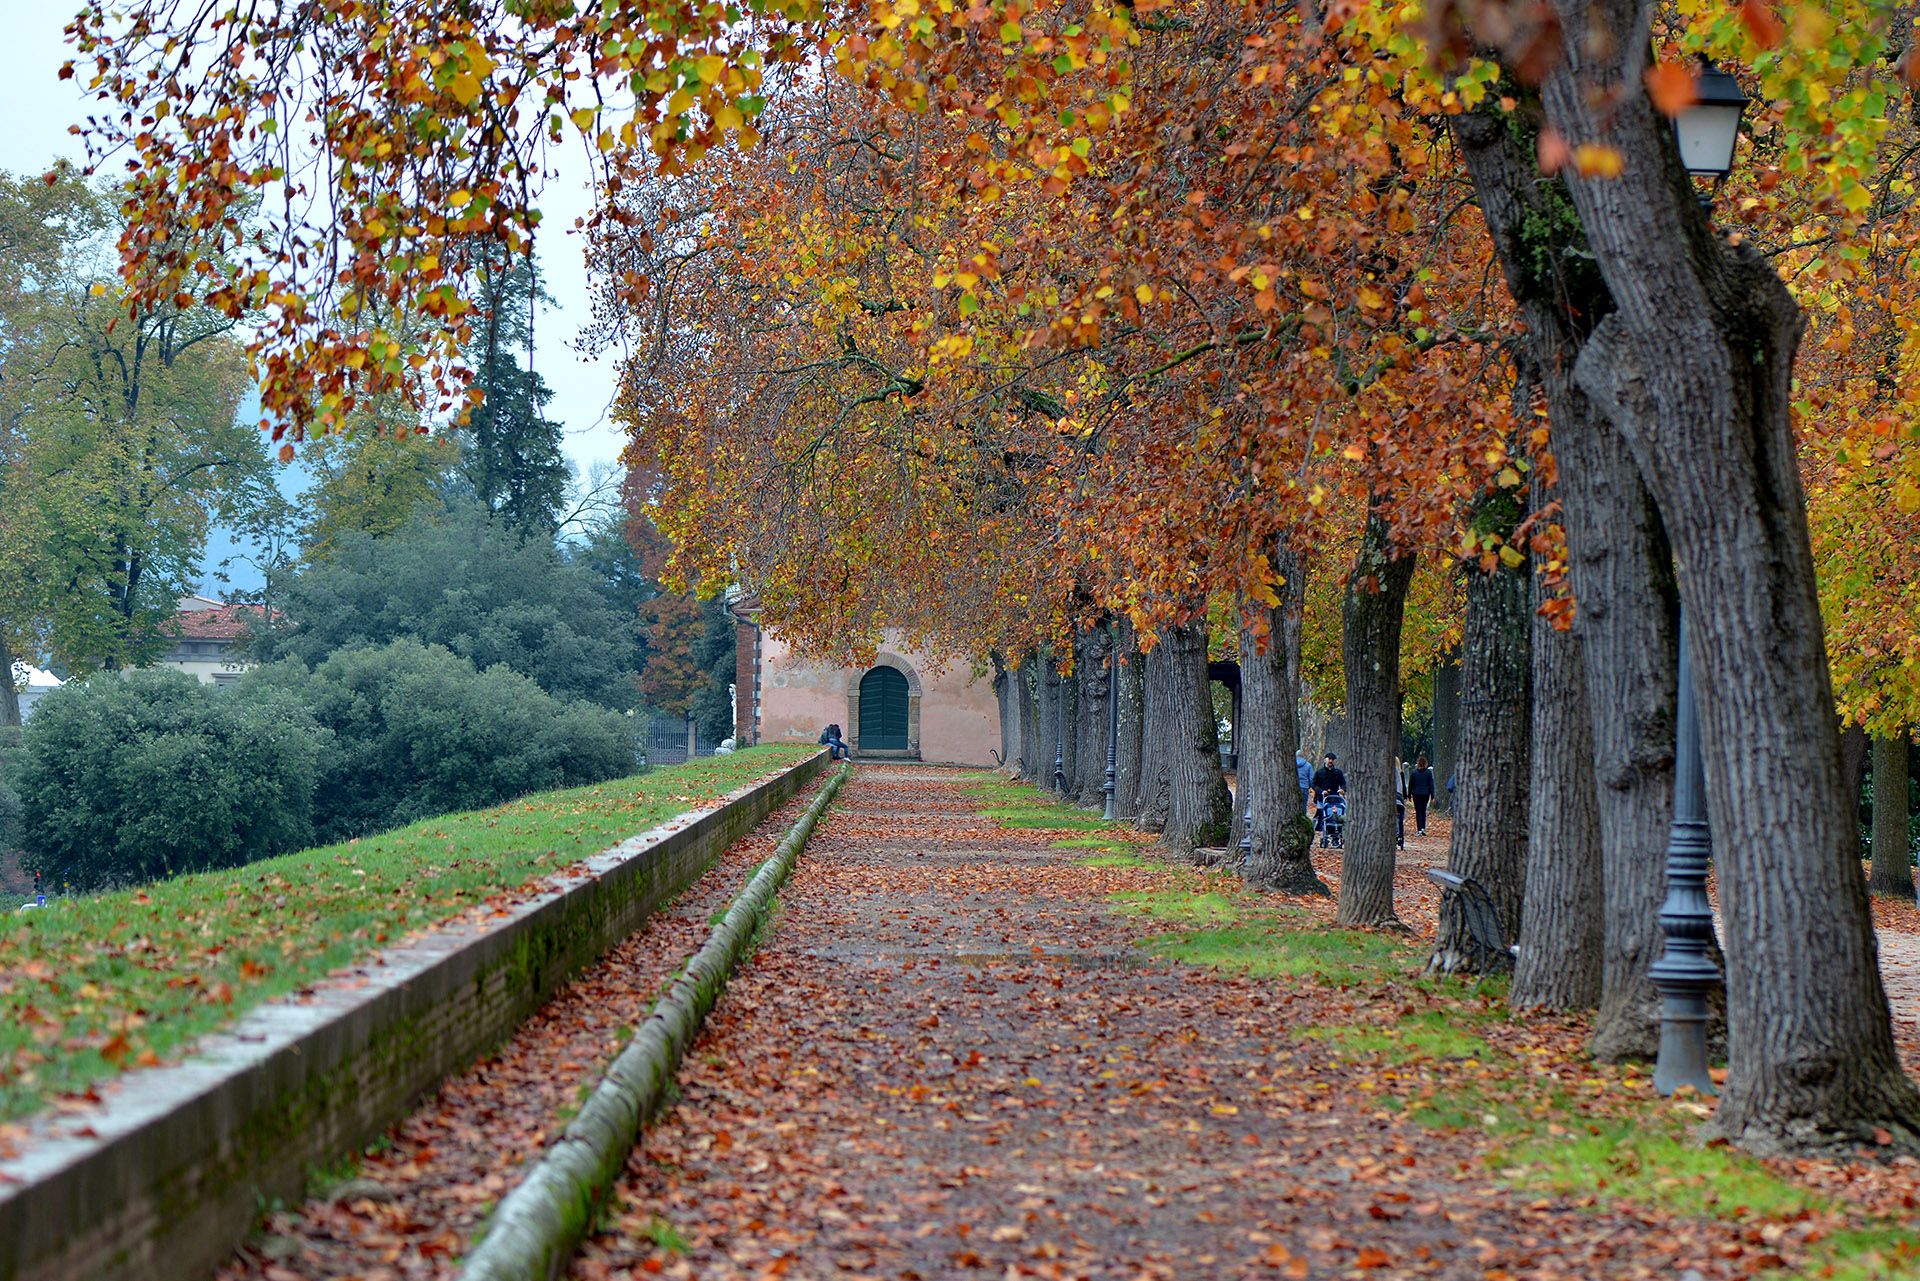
[464,254,570,536]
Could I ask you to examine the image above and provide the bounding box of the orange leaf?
[1644,60,1698,117]
[1739,0,1784,49]
[99,1034,132,1067]
[1356,1248,1392,1268]
[1536,129,1571,174]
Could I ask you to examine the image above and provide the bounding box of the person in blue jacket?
[1295,748,1314,815]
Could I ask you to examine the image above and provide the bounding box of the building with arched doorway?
[729,605,1000,766]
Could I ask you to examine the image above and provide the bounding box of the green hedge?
[246,639,637,842]
[18,671,329,888]
[18,641,642,889]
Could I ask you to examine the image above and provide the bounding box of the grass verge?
[0,745,817,1126]
[1103,872,1920,1279]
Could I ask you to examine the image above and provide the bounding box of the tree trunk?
[1035,653,1061,790]
[1115,623,1145,819]
[1512,523,1603,1009]
[1430,658,1461,811]
[1162,621,1234,855]
[1299,694,1330,763]
[1336,514,1417,927]
[1239,572,1325,895]
[1134,638,1173,834]
[0,634,20,727]
[1872,732,1914,899]
[992,652,1013,772]
[1059,651,1078,794]
[1074,626,1114,805]
[1430,531,1531,974]
[1450,96,1674,1060]
[1841,723,1870,822]
[1017,656,1040,781]
[1542,20,1920,1149]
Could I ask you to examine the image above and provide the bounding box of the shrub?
[261,506,640,709]
[248,639,638,841]
[17,671,330,888]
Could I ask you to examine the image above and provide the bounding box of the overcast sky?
[0,5,630,485]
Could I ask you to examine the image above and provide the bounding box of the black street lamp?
[1103,631,1120,820]
[1674,56,1749,213]
[1054,662,1068,795]
[1646,64,1746,1100]
[1674,59,1749,184]
[1651,612,1721,1097]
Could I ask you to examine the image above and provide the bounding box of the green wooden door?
[859,667,910,750]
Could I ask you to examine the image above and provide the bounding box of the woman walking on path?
[1409,756,1435,836]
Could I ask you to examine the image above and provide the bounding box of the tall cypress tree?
[464,254,570,536]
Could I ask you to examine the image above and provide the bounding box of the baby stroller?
[1317,793,1346,849]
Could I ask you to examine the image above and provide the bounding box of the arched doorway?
[858,667,912,751]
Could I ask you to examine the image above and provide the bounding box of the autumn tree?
[0,167,266,675]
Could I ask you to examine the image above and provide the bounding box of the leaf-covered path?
[568,767,1844,1281]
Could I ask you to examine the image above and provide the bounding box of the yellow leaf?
[1496,466,1521,487]
[448,189,472,208]
[696,54,727,85]
[448,70,481,106]
[1134,283,1154,305]
[1573,143,1625,179]
[1498,544,1526,568]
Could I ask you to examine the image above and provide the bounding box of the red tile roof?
[166,603,270,641]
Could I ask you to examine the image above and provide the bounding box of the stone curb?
[0,751,829,1281]
[458,763,851,1281]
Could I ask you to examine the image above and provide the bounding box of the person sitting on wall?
[819,723,853,761]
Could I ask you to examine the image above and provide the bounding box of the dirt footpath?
[571,767,1780,1281]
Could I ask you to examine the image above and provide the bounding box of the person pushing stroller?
[1310,753,1347,849]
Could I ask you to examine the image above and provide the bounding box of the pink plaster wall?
[758,630,1001,766]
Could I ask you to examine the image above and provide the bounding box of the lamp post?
[1103,629,1120,820]
[1651,612,1720,1097]
[1054,660,1068,795]
[1648,79,1745,1098]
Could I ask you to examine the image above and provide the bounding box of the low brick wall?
[0,752,827,1281]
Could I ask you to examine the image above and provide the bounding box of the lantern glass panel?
[1675,101,1743,178]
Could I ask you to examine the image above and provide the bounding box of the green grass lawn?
[0,745,817,1126]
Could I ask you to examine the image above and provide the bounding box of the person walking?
[1395,757,1407,851]
[1295,748,1314,815]
[1409,755,1435,836]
